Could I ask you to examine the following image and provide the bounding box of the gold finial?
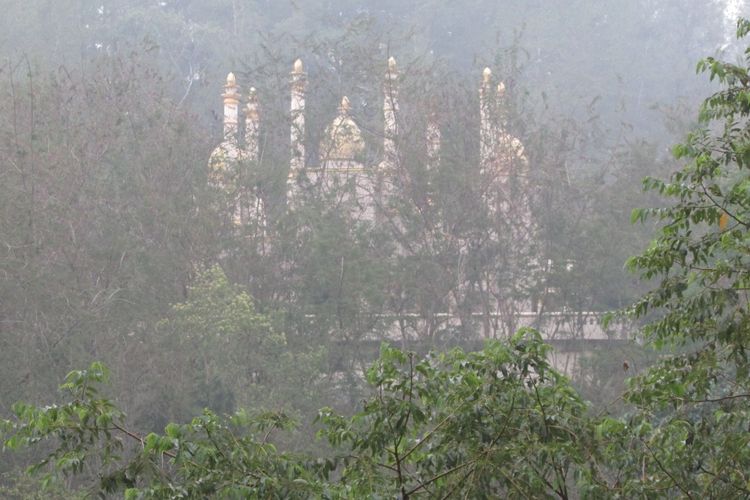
[339,96,351,114]
[246,87,259,119]
[388,56,397,71]
[247,87,258,107]
[482,67,492,83]
[322,95,364,161]
[496,82,505,97]
[223,72,239,101]
[293,58,304,73]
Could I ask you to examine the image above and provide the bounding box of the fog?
[2,1,750,497]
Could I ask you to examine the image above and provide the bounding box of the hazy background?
[2,0,745,141]
[2,0,749,494]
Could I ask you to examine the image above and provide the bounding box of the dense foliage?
[613,18,750,496]
[5,2,750,499]
[0,11,652,451]
[2,331,598,498]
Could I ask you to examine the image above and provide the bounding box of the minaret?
[340,95,352,115]
[208,72,244,225]
[242,86,264,230]
[383,56,399,171]
[223,72,240,141]
[479,67,493,174]
[496,81,508,130]
[289,59,306,185]
[208,73,242,191]
[426,110,441,169]
[423,109,441,213]
[245,87,260,163]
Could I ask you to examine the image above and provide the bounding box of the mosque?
[208,57,528,229]
[207,57,628,370]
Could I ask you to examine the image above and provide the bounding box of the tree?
[1,361,324,498]
[1,330,599,498]
[145,265,328,431]
[5,6,742,497]
[0,49,216,418]
[317,330,595,498]
[599,18,750,497]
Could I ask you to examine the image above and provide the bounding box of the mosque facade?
[208,57,528,231]
[207,57,627,353]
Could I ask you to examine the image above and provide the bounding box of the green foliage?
[3,331,602,498]
[1,363,125,495]
[628,18,750,371]
[317,329,596,498]
[2,362,323,498]
[0,48,217,428]
[4,4,744,498]
[149,265,328,426]
[613,18,750,497]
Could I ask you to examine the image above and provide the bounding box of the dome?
[320,96,365,163]
[485,131,527,183]
[495,131,526,166]
[208,141,242,189]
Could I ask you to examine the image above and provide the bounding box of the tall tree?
[600,18,750,496]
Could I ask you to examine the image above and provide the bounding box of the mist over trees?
[0,1,734,137]
[3,1,750,498]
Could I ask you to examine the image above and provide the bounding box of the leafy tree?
[2,330,600,498]
[3,4,737,497]
[1,361,324,498]
[598,18,750,497]
[143,265,328,430]
[318,330,595,498]
[0,50,216,416]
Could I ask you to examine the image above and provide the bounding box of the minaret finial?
[246,87,259,118]
[339,96,351,114]
[223,72,240,98]
[482,67,492,84]
[388,56,397,71]
[293,58,304,74]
